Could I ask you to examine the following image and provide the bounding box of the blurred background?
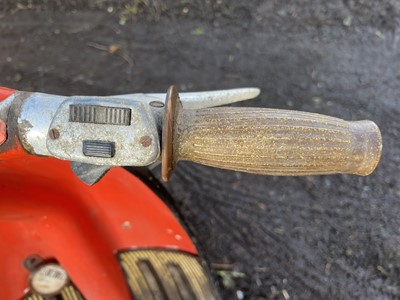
[1,1,399,299]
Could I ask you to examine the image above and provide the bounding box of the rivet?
[48,128,60,140]
[150,101,165,108]
[140,135,152,147]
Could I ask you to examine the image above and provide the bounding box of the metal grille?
[70,105,131,126]
[83,140,115,158]
[119,250,218,300]
[25,285,84,300]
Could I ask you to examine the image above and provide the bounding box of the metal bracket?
[70,162,111,185]
[46,96,160,166]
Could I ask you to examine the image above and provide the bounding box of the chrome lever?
[115,87,260,109]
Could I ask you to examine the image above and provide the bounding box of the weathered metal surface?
[70,161,111,185]
[0,91,32,158]
[18,93,65,156]
[15,88,259,159]
[46,96,160,166]
[161,85,182,182]
[116,87,260,109]
[0,92,16,121]
[9,88,383,180]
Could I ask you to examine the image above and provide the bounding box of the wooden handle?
[161,86,382,181]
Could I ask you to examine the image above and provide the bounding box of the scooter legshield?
[0,156,211,300]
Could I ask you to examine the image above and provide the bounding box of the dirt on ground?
[1,1,400,299]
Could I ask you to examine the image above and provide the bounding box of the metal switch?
[83,141,115,158]
[70,105,131,125]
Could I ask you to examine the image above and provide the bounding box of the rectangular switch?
[83,140,115,158]
[70,105,131,125]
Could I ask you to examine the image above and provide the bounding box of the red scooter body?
[0,88,211,300]
[0,157,197,299]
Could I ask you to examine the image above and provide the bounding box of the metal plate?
[25,285,84,300]
[118,249,218,300]
[47,96,160,166]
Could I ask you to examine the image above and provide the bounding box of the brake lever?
[116,87,260,110]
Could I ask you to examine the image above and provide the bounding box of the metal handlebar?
[0,86,382,185]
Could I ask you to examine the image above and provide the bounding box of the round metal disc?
[161,85,180,182]
[30,263,69,297]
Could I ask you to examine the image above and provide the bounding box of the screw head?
[140,135,152,147]
[149,101,165,108]
[23,255,43,271]
[49,128,60,140]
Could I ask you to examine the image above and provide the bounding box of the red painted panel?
[0,121,6,145]
[0,87,16,146]
[0,156,196,299]
[0,87,15,101]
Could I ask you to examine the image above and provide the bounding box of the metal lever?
[115,87,260,109]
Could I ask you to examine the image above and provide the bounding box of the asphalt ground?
[1,1,399,299]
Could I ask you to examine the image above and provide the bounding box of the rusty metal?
[116,87,260,109]
[23,255,43,272]
[48,128,60,140]
[46,96,160,166]
[18,92,66,156]
[161,85,182,182]
[139,135,152,147]
[0,92,32,157]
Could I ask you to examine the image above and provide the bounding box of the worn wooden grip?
[175,107,382,176]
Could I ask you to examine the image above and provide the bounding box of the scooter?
[0,85,382,300]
